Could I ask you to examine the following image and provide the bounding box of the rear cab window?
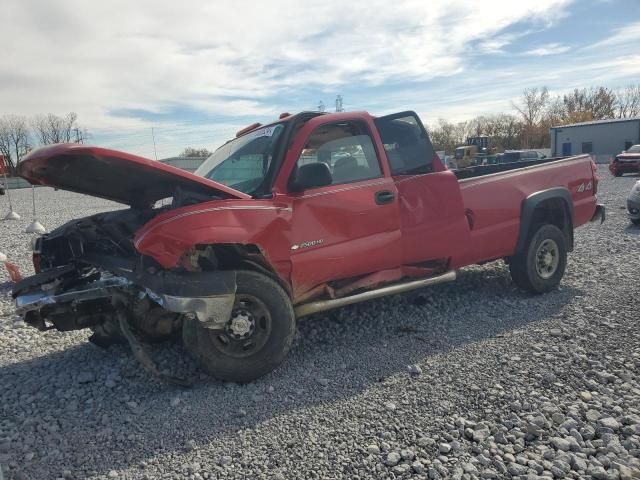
[374,112,435,175]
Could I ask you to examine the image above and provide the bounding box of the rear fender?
[515,187,575,254]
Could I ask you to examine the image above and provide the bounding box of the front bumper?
[627,197,640,221]
[590,204,606,224]
[13,266,237,331]
[610,161,640,174]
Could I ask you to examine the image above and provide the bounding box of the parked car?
[499,150,546,163]
[627,180,640,225]
[609,144,640,177]
[12,110,604,383]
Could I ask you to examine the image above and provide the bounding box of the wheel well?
[187,243,292,297]
[515,189,575,255]
[531,198,573,249]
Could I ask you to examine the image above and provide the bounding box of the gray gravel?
[1,168,639,479]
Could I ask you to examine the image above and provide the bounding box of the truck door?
[283,117,402,298]
[373,112,470,268]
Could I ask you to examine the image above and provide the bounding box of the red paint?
[19,111,600,303]
[19,143,248,206]
[609,152,640,176]
[0,155,7,175]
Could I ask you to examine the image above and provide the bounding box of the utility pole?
[151,127,158,160]
[335,95,344,112]
[318,101,325,112]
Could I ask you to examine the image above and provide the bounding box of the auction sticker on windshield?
[248,126,277,139]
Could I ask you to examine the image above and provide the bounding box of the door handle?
[375,190,395,205]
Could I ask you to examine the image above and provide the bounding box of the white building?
[159,156,207,173]
[550,117,640,163]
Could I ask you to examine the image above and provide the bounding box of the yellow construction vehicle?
[452,136,496,169]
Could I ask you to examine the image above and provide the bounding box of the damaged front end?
[12,207,238,383]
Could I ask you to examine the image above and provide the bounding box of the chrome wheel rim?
[535,239,559,279]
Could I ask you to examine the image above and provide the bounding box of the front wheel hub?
[212,294,272,358]
[226,310,254,339]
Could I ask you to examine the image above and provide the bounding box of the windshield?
[626,145,640,153]
[194,124,285,194]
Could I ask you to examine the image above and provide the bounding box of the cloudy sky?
[2,0,640,158]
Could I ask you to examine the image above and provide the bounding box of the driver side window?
[296,121,382,186]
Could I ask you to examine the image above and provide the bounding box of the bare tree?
[514,87,550,126]
[0,121,14,172]
[513,87,549,148]
[562,87,616,121]
[31,112,86,145]
[0,115,30,174]
[616,84,640,118]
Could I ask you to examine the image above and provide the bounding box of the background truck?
[12,110,604,383]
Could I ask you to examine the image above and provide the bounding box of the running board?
[294,270,456,318]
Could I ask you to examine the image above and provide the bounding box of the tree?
[429,119,460,154]
[179,147,212,158]
[0,115,30,174]
[513,87,549,148]
[562,87,616,121]
[31,112,87,145]
[616,84,640,118]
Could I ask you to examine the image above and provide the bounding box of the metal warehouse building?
[550,117,640,163]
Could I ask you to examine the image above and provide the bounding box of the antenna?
[151,127,158,160]
[318,101,325,112]
[335,95,344,112]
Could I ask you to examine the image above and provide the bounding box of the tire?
[631,218,640,226]
[614,171,623,177]
[183,270,295,383]
[509,224,567,294]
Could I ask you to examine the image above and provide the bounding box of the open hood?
[18,144,249,207]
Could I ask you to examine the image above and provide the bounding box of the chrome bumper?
[15,274,235,330]
[15,276,132,314]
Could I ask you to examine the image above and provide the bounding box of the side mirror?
[289,163,332,192]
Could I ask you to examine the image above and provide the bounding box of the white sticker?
[248,126,275,139]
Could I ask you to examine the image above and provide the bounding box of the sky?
[2,0,640,159]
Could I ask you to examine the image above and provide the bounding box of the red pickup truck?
[13,110,604,383]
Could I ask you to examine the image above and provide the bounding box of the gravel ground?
[0,168,639,480]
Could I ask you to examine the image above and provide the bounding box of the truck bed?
[451,154,597,268]
[453,156,571,180]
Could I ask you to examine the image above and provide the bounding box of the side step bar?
[294,270,456,318]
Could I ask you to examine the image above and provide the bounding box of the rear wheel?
[614,170,623,177]
[631,218,640,226]
[509,224,567,294]
[183,270,295,383]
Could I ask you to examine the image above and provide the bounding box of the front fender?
[134,200,292,269]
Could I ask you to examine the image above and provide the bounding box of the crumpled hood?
[19,143,249,207]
